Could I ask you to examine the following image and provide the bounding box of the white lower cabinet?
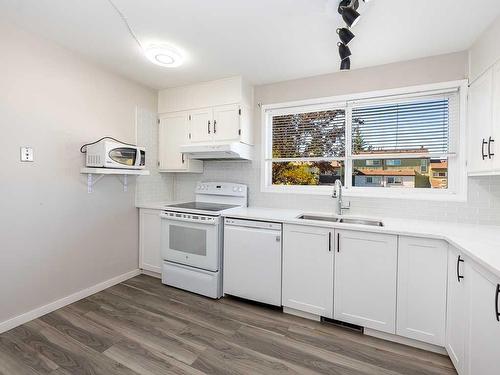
[467,264,500,375]
[334,230,398,334]
[282,224,334,318]
[446,247,469,375]
[397,237,448,346]
[139,209,162,274]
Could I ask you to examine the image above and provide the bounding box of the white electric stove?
[160,182,248,298]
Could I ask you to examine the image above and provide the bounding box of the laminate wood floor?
[0,275,457,375]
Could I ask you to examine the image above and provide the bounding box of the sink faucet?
[332,180,350,215]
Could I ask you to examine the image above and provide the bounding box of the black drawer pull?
[337,233,340,253]
[214,120,217,134]
[208,121,211,134]
[488,136,495,159]
[328,232,332,252]
[496,284,500,322]
[457,255,464,282]
[482,138,488,160]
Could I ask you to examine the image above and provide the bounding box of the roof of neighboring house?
[355,169,416,176]
[430,179,448,188]
[430,161,448,169]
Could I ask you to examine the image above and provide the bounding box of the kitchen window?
[261,81,467,200]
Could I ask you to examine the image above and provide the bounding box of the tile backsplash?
[135,108,500,225]
[135,107,174,205]
[173,160,500,225]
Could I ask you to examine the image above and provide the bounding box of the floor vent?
[321,318,364,333]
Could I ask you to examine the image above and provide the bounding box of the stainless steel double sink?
[297,214,383,227]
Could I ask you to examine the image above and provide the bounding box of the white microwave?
[85,140,146,169]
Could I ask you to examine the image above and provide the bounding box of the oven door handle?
[160,213,218,225]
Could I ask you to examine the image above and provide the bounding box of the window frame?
[260,80,468,201]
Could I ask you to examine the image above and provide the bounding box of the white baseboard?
[364,328,447,355]
[0,269,141,334]
[141,269,161,279]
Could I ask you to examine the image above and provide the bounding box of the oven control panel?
[196,182,247,197]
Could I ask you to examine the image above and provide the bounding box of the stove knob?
[238,187,243,192]
[232,186,238,192]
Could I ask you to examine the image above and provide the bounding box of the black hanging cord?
[80,137,137,153]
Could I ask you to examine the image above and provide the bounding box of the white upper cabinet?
[446,247,469,375]
[158,112,203,173]
[188,104,242,144]
[467,264,500,375]
[189,108,213,143]
[212,104,241,142]
[334,230,398,334]
[468,62,499,175]
[158,76,254,146]
[282,224,334,318]
[397,237,448,346]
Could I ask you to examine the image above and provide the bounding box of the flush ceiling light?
[337,27,355,45]
[340,57,351,70]
[144,45,184,67]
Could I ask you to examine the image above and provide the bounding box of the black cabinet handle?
[337,233,340,253]
[208,121,211,134]
[214,120,217,134]
[488,136,495,159]
[496,284,500,322]
[457,255,464,282]
[328,232,332,252]
[482,139,488,160]
[181,153,185,164]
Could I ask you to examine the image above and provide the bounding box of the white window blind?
[351,92,459,158]
[271,109,346,159]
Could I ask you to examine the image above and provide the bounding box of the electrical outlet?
[20,147,34,162]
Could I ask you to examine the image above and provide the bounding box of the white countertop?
[136,201,182,210]
[223,207,500,279]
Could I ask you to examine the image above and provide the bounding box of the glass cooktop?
[165,202,239,212]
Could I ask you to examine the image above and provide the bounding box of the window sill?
[261,185,467,202]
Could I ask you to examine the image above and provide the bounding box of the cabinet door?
[334,230,397,334]
[213,104,241,142]
[139,209,162,274]
[491,62,500,170]
[189,108,213,143]
[397,237,448,345]
[282,224,334,318]
[468,68,493,173]
[159,112,189,171]
[446,247,469,375]
[467,265,500,375]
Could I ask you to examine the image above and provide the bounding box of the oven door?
[160,212,220,272]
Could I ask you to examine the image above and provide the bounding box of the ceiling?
[2,0,500,89]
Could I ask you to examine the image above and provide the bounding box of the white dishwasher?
[223,218,282,306]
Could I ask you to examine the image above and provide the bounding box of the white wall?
[0,20,157,325]
[469,14,500,82]
[174,52,500,225]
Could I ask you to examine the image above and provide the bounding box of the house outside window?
[261,81,467,200]
[366,160,382,167]
[386,159,402,166]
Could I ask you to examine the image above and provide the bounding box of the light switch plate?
[20,147,34,162]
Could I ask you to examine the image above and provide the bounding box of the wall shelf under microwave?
[80,167,150,193]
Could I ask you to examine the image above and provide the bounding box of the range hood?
[180,142,253,160]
